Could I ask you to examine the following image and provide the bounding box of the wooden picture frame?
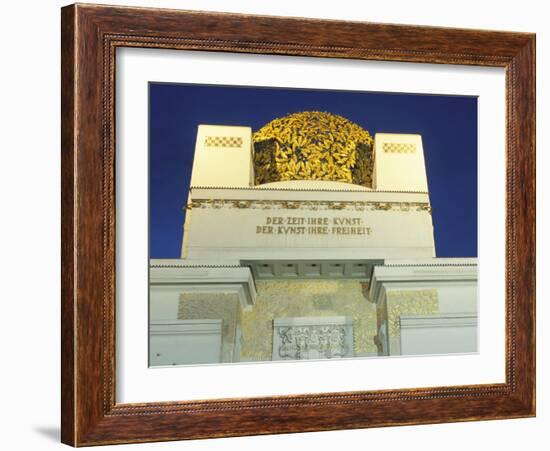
[61,3,535,446]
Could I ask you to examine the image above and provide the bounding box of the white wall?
[0,1,546,450]
[373,133,429,192]
[190,125,254,188]
[437,284,478,313]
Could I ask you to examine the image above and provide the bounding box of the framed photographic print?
[61,3,536,446]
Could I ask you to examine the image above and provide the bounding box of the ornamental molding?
[186,198,432,213]
[399,313,477,330]
[190,186,429,194]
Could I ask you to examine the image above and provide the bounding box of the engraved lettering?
[256,216,371,236]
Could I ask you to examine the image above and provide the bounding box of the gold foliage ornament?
[253,111,374,187]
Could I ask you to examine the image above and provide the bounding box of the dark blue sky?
[149,83,477,258]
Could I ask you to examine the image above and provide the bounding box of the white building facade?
[149,112,477,366]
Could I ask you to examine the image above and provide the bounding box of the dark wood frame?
[61,3,536,446]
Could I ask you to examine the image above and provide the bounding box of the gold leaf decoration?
[253,111,374,187]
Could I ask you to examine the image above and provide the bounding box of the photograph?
[148,83,479,366]
[51,1,536,447]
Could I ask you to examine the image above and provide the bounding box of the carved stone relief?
[274,318,353,360]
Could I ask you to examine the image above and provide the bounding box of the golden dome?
[253,111,374,187]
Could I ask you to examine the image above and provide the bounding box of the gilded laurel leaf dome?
[253,111,374,187]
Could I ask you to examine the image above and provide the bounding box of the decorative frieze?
[204,136,243,148]
[186,198,432,213]
[383,142,416,153]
